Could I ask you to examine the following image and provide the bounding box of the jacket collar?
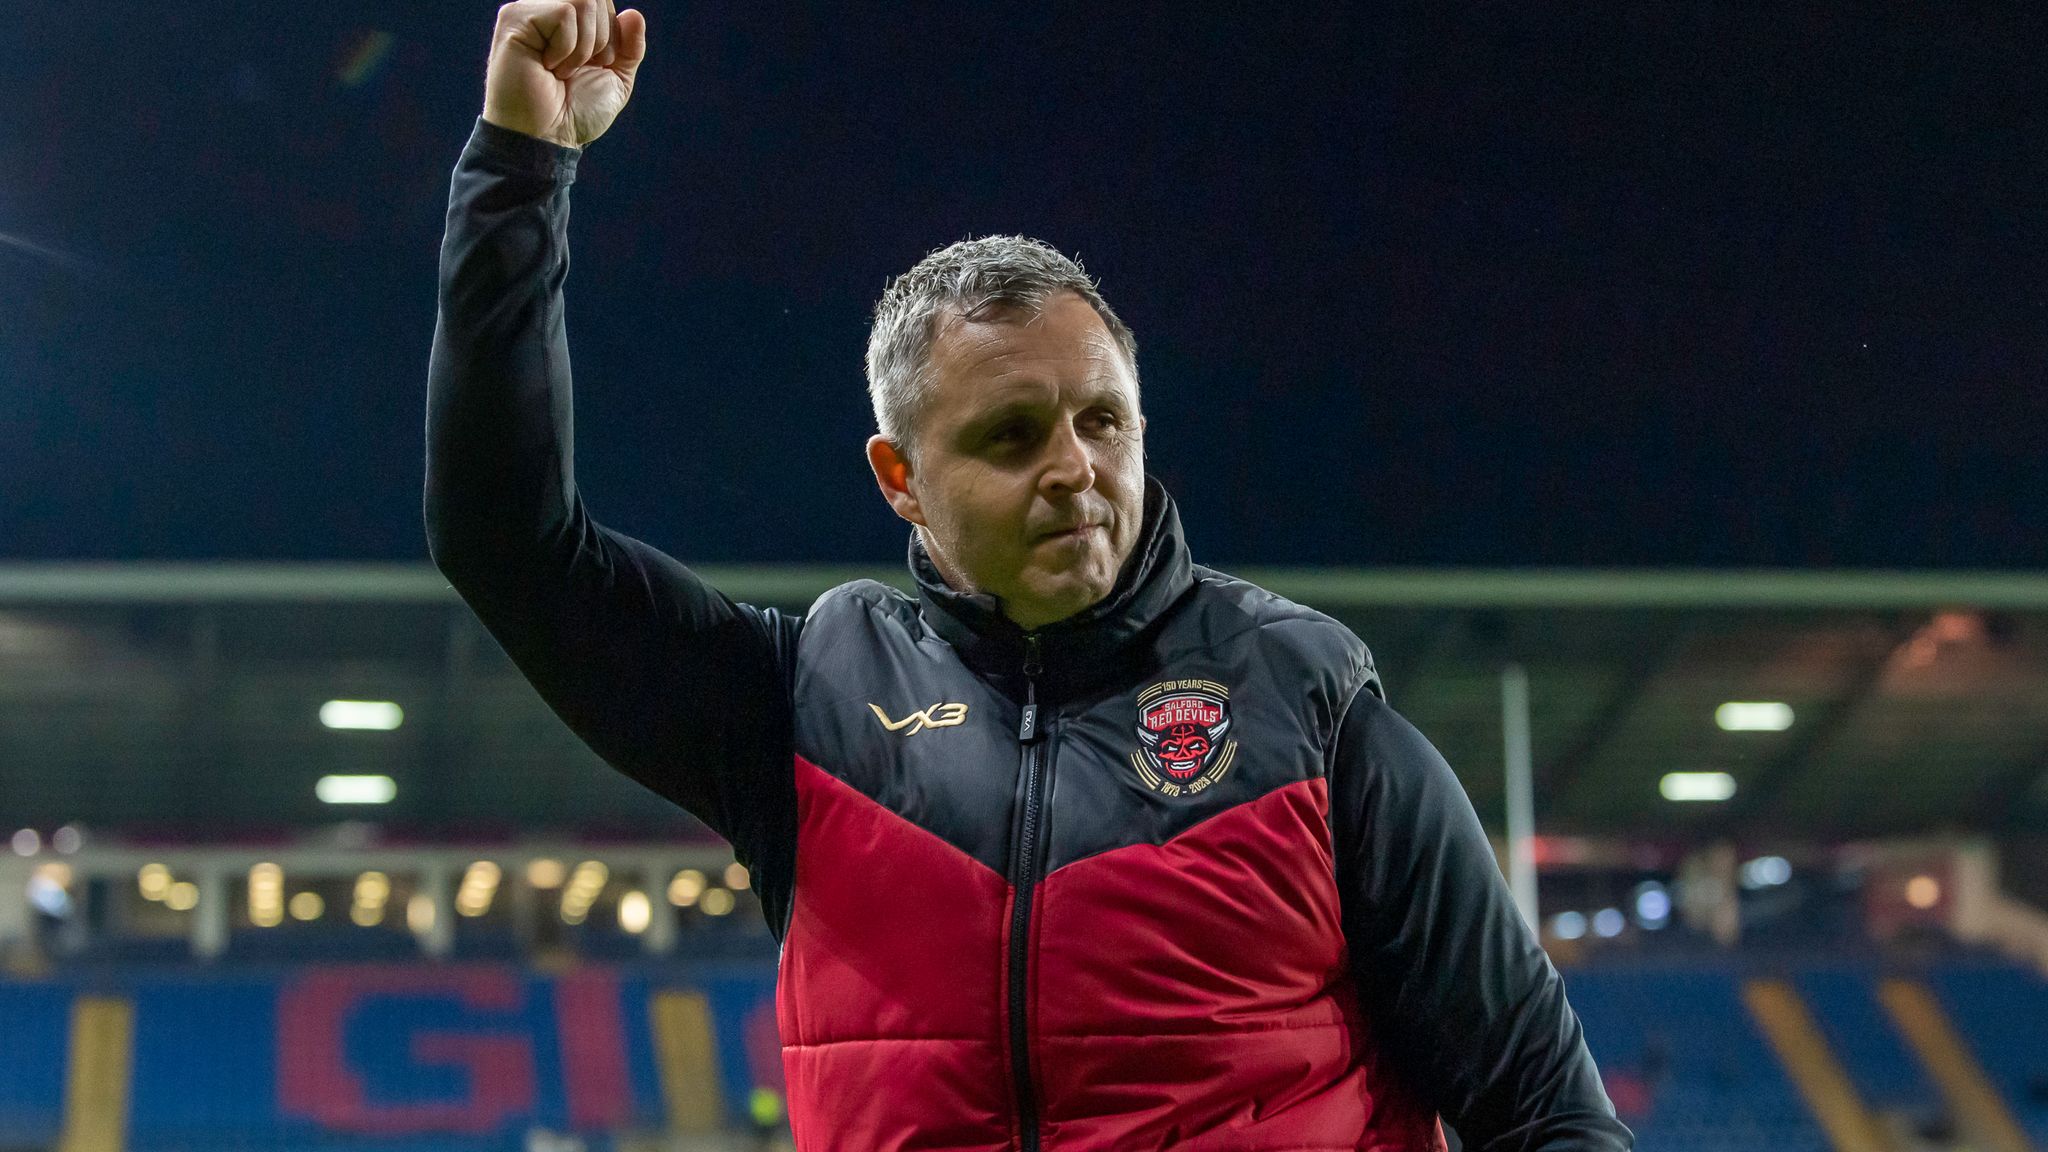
[909,476,1194,695]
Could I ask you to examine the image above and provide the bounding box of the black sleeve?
[423,117,798,932]
[1332,686,1634,1152]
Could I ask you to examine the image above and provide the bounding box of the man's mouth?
[1037,522,1102,542]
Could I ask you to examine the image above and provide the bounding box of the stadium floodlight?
[352,872,388,926]
[1634,882,1671,928]
[618,890,652,934]
[560,861,609,925]
[1740,855,1792,888]
[406,893,436,935]
[316,774,397,805]
[1715,701,1793,732]
[320,700,404,730]
[249,862,285,927]
[138,864,171,901]
[27,866,71,917]
[457,860,501,917]
[1905,875,1941,909]
[668,869,705,906]
[526,858,566,889]
[1659,771,1737,802]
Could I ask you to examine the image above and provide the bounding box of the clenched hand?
[481,0,647,149]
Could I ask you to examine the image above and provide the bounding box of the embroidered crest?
[1131,679,1238,797]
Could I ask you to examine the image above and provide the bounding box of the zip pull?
[1018,634,1044,742]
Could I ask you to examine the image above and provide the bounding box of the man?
[425,3,1633,1149]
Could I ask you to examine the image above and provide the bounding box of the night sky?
[5,4,2043,567]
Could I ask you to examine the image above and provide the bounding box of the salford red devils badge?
[1131,678,1239,797]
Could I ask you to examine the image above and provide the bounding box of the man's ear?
[866,434,926,526]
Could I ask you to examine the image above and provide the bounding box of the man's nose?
[1040,419,1097,494]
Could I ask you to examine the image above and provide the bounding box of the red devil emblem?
[1132,679,1239,797]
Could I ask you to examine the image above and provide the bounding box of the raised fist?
[481,0,647,149]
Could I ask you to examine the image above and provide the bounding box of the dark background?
[4,4,2043,568]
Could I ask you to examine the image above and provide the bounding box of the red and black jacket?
[426,117,1633,1152]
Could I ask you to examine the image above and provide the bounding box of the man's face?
[868,290,1146,631]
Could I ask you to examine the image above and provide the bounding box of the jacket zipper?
[1009,633,1048,1152]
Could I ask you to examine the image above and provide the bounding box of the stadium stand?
[1925,963,2048,1148]
[2,566,2044,1150]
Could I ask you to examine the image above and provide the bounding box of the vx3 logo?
[868,702,970,735]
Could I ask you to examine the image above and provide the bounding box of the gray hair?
[864,235,1139,451]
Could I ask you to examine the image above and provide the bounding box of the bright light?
[1551,911,1587,940]
[1741,855,1793,888]
[165,881,200,911]
[26,869,71,917]
[10,828,38,856]
[1634,883,1671,927]
[353,871,390,926]
[320,699,404,730]
[1592,908,1626,938]
[701,888,735,916]
[138,864,172,901]
[51,825,83,854]
[619,891,651,934]
[289,892,324,921]
[1660,772,1737,802]
[249,863,285,928]
[1716,702,1793,732]
[561,861,609,924]
[725,862,751,890]
[457,860,501,917]
[406,893,436,934]
[316,775,396,805]
[526,858,565,889]
[1906,875,1941,909]
[668,869,706,907]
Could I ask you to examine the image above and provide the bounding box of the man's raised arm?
[423,1,798,925]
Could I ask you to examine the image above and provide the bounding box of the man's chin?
[1006,569,1116,628]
